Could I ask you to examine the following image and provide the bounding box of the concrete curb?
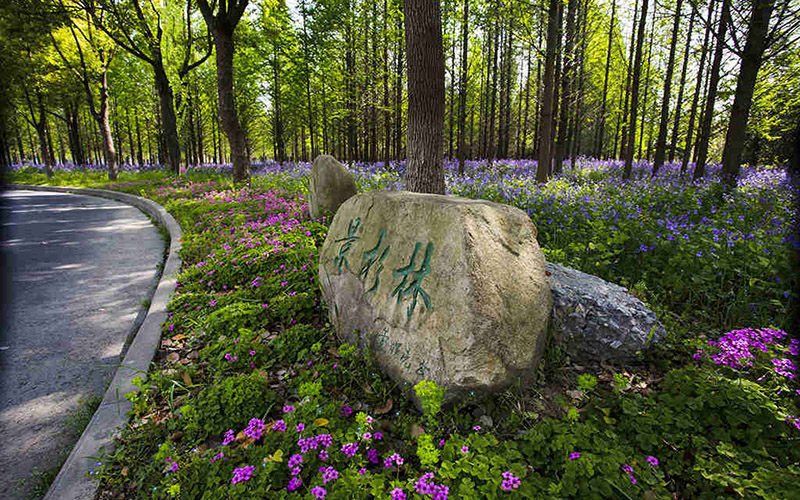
[6,184,182,500]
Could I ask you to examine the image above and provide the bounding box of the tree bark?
[681,0,715,176]
[619,0,639,160]
[623,0,649,179]
[153,63,182,172]
[457,0,469,172]
[595,0,616,158]
[693,0,730,180]
[652,0,683,174]
[721,0,775,188]
[669,8,695,163]
[536,0,560,182]
[197,0,251,183]
[404,0,445,194]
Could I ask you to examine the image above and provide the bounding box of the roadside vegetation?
[7,159,798,499]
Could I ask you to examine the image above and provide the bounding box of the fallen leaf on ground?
[375,398,393,415]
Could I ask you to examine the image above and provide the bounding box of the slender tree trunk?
[153,63,181,172]
[623,0,649,178]
[404,0,446,194]
[457,0,469,172]
[97,71,118,179]
[536,0,560,182]
[638,18,655,161]
[653,0,683,174]
[721,0,774,188]
[212,29,250,183]
[681,0,715,176]
[395,10,404,161]
[595,0,616,158]
[619,0,640,160]
[448,33,456,160]
[669,8,695,163]
[383,0,390,168]
[693,0,729,180]
[555,0,577,174]
[521,47,531,158]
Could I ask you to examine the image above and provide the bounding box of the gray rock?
[545,262,666,363]
[309,154,357,219]
[319,191,552,403]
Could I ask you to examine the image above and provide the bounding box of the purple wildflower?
[501,471,521,491]
[311,485,327,499]
[222,429,235,446]
[244,418,265,440]
[231,465,254,485]
[391,487,407,500]
[286,477,302,492]
[646,456,659,466]
[569,452,581,460]
[341,442,359,458]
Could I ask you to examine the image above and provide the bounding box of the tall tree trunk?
[448,32,456,159]
[404,0,445,194]
[638,18,655,161]
[487,16,500,163]
[153,63,181,172]
[555,0,577,174]
[135,111,143,165]
[97,71,118,180]
[395,9,404,161]
[457,0,469,172]
[652,0,683,174]
[383,0,390,168]
[595,0,616,158]
[619,0,639,160]
[622,0,649,179]
[681,0,715,176]
[212,29,250,183]
[536,0,560,182]
[521,47,532,158]
[669,8,695,163]
[693,0,729,180]
[721,0,774,188]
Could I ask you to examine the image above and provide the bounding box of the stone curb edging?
[6,184,182,500]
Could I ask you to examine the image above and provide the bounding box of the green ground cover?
[7,163,799,499]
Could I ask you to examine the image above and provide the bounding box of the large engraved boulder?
[546,262,666,363]
[309,155,357,219]
[319,191,552,401]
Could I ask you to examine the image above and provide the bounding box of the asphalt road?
[0,189,164,499]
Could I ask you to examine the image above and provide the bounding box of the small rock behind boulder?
[546,262,666,363]
[309,155,357,219]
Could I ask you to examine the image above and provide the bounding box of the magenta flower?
[569,452,581,460]
[320,466,339,483]
[222,429,235,446]
[231,465,254,485]
[296,423,305,432]
[646,456,659,466]
[243,418,265,440]
[341,442,359,458]
[282,405,295,414]
[358,467,367,475]
[460,446,469,454]
[288,453,304,468]
[210,451,224,463]
[273,419,287,432]
[340,405,353,416]
[286,477,302,492]
[318,450,329,461]
[391,487,407,500]
[374,431,383,440]
[500,471,521,490]
[311,485,327,499]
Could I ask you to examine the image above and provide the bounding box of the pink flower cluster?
[414,472,449,499]
[500,471,521,491]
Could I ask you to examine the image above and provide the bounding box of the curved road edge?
[6,184,183,500]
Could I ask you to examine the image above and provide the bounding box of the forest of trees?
[0,0,798,184]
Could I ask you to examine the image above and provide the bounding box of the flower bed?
[7,160,799,499]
